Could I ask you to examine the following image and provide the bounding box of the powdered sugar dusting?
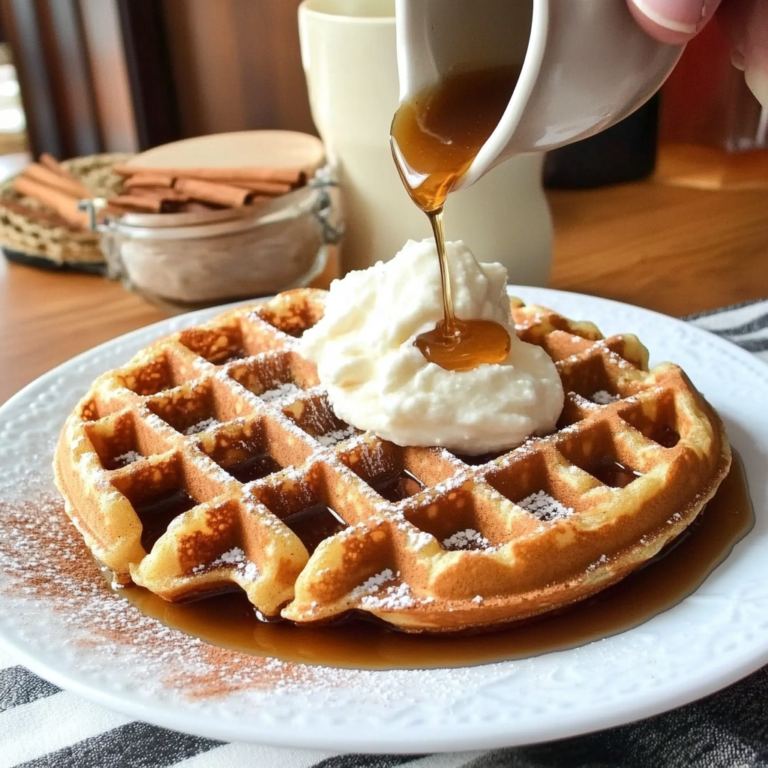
[192,547,260,581]
[261,383,301,403]
[220,547,246,564]
[115,450,142,466]
[0,487,494,707]
[350,568,396,599]
[185,418,220,436]
[518,491,574,521]
[587,554,610,572]
[571,393,599,410]
[592,390,620,405]
[442,529,494,552]
[360,581,414,610]
[317,426,356,447]
[407,529,434,552]
[0,493,303,698]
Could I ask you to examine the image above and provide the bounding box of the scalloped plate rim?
[0,286,766,753]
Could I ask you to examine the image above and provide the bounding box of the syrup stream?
[429,208,455,335]
[390,66,519,371]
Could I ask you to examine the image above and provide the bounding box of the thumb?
[722,0,768,107]
[626,0,722,44]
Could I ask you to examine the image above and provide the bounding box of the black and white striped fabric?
[686,299,768,363]
[2,299,767,768]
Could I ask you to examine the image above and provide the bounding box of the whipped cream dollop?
[300,239,563,455]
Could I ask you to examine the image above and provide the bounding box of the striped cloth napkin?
[2,299,767,768]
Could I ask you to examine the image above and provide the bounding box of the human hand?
[626,0,768,106]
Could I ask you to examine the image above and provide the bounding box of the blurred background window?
[0,43,26,152]
[0,9,29,183]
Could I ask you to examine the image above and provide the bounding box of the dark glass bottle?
[543,95,660,189]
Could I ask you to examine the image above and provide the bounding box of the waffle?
[54,288,731,632]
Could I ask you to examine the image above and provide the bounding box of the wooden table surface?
[1,153,767,406]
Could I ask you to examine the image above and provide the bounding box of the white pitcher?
[298,0,553,285]
[397,0,683,190]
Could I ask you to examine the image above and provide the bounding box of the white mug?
[397,0,684,190]
[298,0,553,284]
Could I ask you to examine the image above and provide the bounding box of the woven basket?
[0,152,131,273]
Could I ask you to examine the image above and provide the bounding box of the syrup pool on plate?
[118,455,752,670]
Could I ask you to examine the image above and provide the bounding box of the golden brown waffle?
[54,288,731,632]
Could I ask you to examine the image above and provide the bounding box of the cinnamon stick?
[130,187,189,202]
[174,178,255,208]
[221,179,293,196]
[39,153,83,185]
[0,197,79,230]
[108,194,185,214]
[103,203,134,217]
[13,175,88,228]
[112,164,306,187]
[24,163,92,199]
[123,172,289,196]
[124,172,176,190]
[179,201,224,213]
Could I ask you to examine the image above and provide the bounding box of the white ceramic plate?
[0,288,766,754]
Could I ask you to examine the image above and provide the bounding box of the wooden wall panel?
[78,0,138,153]
[1,0,178,157]
[43,0,101,155]
[162,0,316,138]
[1,0,314,158]
[0,0,92,157]
[115,0,180,149]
